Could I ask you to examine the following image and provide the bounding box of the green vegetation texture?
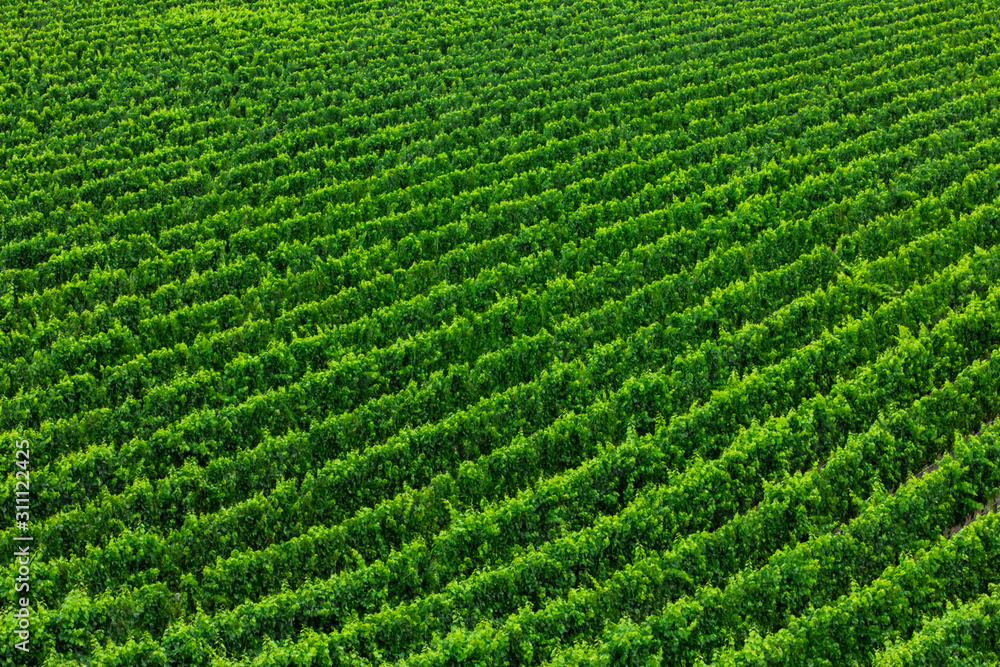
[2,0,1000,664]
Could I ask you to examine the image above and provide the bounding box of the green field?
[2,0,1000,664]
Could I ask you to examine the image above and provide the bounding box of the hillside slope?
[2,0,1000,664]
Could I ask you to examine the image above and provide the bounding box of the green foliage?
[1,0,1000,665]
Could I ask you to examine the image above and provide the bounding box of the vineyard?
[2,0,1000,663]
